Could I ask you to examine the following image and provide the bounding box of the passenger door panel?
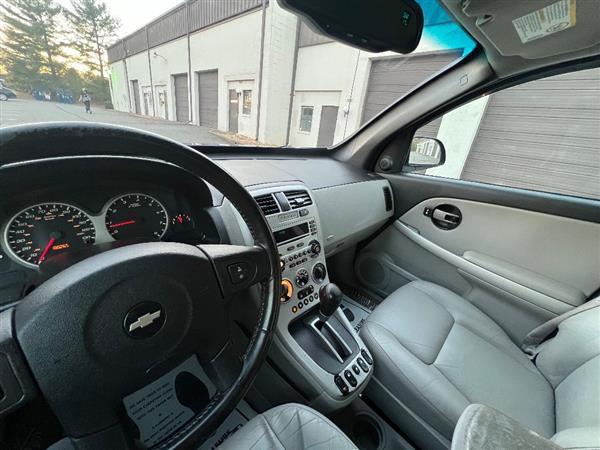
[356,176,600,343]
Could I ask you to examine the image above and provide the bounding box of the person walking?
[79,89,92,114]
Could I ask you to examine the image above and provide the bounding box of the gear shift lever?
[318,283,343,323]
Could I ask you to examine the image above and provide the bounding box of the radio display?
[274,222,309,244]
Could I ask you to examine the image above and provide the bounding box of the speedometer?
[5,203,96,267]
[105,194,168,240]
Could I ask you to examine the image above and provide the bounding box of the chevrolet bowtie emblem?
[129,310,162,332]
[124,302,166,338]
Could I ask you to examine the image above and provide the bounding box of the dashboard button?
[334,375,349,395]
[292,306,298,314]
[352,364,360,375]
[308,295,314,302]
[357,358,369,373]
[227,262,251,284]
[344,370,357,387]
[299,209,309,217]
[361,349,373,365]
[298,302,303,309]
[303,299,309,305]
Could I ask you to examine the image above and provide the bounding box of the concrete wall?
[257,1,298,145]
[148,37,189,121]
[109,60,130,112]
[189,10,263,137]
[107,4,477,165]
[288,32,452,147]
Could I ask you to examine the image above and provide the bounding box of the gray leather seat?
[220,403,357,449]
[360,280,600,450]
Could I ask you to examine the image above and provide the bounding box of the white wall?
[107,8,480,151]
[258,2,298,145]
[125,52,153,114]
[108,60,129,112]
[189,10,263,136]
[148,37,189,121]
[426,96,490,178]
[290,32,454,147]
[289,91,341,147]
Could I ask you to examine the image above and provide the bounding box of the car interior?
[0,0,598,449]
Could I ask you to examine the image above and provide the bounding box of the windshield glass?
[0,0,475,147]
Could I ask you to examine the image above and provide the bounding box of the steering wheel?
[0,123,281,449]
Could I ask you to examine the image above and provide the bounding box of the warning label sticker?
[123,356,216,448]
[512,0,576,44]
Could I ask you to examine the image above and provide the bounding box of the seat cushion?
[220,403,358,450]
[360,281,555,441]
[536,306,600,449]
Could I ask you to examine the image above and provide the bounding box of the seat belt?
[522,297,600,360]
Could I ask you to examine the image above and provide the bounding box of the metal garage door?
[362,51,461,136]
[173,74,189,123]
[462,68,600,199]
[197,71,218,128]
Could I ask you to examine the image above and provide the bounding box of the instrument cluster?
[3,192,207,269]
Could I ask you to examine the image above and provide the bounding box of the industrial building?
[107,0,599,199]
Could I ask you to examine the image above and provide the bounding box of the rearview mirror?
[407,137,446,169]
[277,0,424,54]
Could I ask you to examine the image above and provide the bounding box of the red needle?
[110,220,136,228]
[38,237,55,264]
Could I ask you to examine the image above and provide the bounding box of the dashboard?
[0,157,221,306]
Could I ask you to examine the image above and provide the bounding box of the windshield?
[0,0,475,147]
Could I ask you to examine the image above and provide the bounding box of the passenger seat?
[360,280,600,449]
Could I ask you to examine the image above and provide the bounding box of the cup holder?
[350,413,383,450]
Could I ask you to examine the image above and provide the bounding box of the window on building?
[299,106,314,132]
[404,68,600,200]
[242,90,252,115]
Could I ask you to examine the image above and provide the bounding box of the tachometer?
[105,194,168,240]
[5,203,96,267]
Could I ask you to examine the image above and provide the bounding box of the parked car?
[31,88,52,101]
[56,88,75,104]
[0,85,17,101]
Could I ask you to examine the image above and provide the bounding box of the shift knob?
[318,283,343,322]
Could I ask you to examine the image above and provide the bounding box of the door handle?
[429,204,462,230]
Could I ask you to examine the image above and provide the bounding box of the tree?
[0,0,65,90]
[65,0,119,80]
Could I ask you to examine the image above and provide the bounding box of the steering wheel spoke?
[198,244,271,299]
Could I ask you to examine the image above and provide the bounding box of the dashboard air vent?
[383,186,393,211]
[254,193,280,216]
[284,190,312,209]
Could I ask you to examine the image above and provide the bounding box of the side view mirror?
[406,137,446,170]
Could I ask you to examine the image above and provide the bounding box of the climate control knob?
[295,269,310,287]
[309,240,322,256]
[312,263,327,284]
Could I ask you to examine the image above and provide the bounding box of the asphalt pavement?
[0,98,228,145]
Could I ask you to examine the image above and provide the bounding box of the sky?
[57,0,183,38]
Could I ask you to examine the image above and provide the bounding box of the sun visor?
[461,0,600,59]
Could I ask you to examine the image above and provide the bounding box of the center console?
[251,184,373,408]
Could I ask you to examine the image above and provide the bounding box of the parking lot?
[0,98,227,145]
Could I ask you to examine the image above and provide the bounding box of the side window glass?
[405,68,600,200]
